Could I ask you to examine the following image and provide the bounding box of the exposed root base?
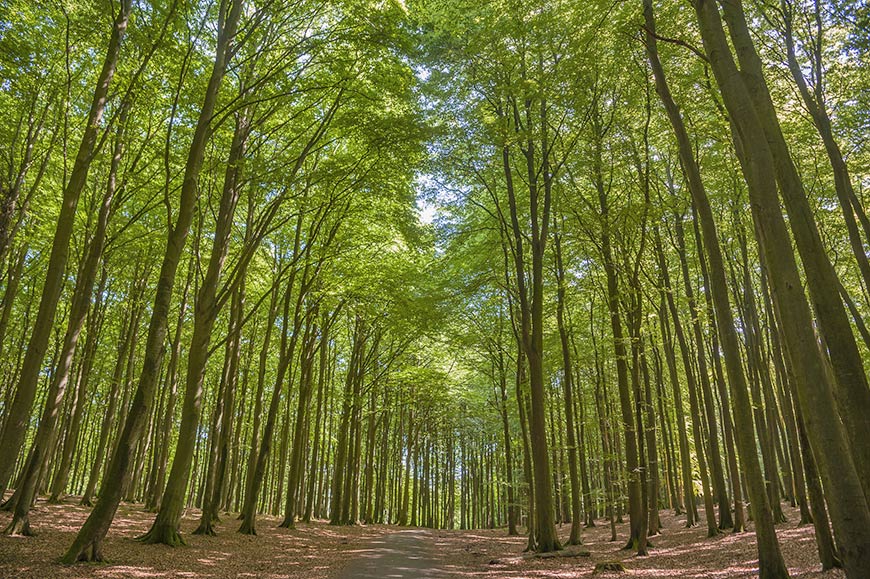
[61,541,105,563]
[137,523,186,547]
[622,538,654,551]
[534,541,563,554]
[238,521,257,535]
[594,561,626,573]
[192,522,217,536]
[4,516,33,536]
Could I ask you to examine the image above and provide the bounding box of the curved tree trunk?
[645,6,784,574]
[62,0,243,561]
[0,0,130,498]
[694,1,870,575]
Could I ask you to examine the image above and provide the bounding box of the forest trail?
[334,529,445,579]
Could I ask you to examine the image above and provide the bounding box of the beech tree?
[2,1,870,578]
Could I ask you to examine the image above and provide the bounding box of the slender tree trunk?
[646,8,787,575]
[79,276,143,507]
[720,0,870,508]
[0,0,130,498]
[142,91,250,547]
[146,257,193,512]
[695,1,870,575]
[691,212,745,531]
[553,223,582,544]
[497,346,518,536]
[672,214,731,530]
[280,306,319,528]
[49,261,108,503]
[591,112,643,550]
[62,0,242,561]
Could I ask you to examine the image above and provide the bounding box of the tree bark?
[62,0,243,561]
[0,0,130,498]
[694,1,870,575]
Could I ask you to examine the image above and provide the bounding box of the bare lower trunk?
[0,0,130,498]
[63,0,242,561]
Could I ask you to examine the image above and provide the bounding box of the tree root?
[137,523,186,546]
[192,520,217,536]
[5,515,33,536]
[61,539,105,563]
[594,561,626,573]
[238,519,257,535]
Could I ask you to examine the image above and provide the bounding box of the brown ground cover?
[431,505,845,579]
[0,499,845,579]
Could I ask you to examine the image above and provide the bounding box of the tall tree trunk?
[279,305,319,528]
[553,223,582,545]
[672,213,731,530]
[497,344,518,536]
[691,212,745,531]
[62,0,242,561]
[49,259,108,503]
[0,0,130,497]
[145,256,193,511]
[694,1,870,575]
[719,0,870,507]
[142,89,250,547]
[5,99,129,535]
[79,273,144,507]
[645,7,785,574]
[591,109,643,551]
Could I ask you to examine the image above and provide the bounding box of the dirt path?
[333,529,446,579]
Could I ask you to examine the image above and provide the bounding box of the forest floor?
[0,498,845,579]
